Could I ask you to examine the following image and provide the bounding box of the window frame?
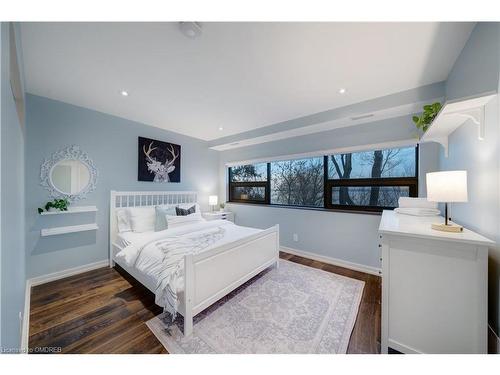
[228,145,418,213]
[228,163,270,204]
[325,146,419,212]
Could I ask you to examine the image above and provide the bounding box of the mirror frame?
[40,145,98,202]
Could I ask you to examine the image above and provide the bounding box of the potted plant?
[38,198,69,214]
[412,102,442,132]
[219,203,226,212]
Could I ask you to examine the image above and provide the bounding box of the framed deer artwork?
[138,137,181,182]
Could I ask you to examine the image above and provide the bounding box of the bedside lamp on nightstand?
[426,170,468,232]
[209,195,218,212]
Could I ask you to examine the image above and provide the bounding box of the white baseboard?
[20,259,109,351]
[20,279,32,353]
[280,246,381,276]
[29,259,109,287]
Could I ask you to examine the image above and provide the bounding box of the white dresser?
[378,210,493,354]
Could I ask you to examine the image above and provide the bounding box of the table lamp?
[209,195,218,211]
[426,170,468,232]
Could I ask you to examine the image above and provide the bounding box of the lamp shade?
[426,171,468,203]
[209,195,218,206]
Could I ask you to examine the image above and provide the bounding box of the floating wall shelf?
[41,223,99,237]
[419,93,496,157]
[39,205,98,215]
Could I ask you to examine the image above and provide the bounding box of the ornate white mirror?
[51,159,91,195]
[40,145,98,202]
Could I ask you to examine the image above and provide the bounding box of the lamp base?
[431,223,463,233]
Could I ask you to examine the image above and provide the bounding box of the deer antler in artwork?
[165,144,179,173]
[143,142,158,163]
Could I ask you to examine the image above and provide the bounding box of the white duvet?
[115,219,262,318]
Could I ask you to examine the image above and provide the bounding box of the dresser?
[202,211,234,222]
[378,210,493,354]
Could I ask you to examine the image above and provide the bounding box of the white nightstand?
[202,211,234,222]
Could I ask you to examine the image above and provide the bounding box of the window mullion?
[323,155,328,208]
[267,164,271,204]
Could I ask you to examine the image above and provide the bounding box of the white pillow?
[167,213,204,228]
[128,206,156,233]
[116,208,132,233]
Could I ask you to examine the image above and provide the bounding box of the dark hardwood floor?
[29,252,381,354]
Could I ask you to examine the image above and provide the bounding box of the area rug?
[146,259,364,354]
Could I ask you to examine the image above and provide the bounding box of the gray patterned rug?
[146,259,364,354]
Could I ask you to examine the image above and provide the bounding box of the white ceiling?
[20,22,474,141]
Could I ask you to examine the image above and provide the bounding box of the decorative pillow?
[128,206,156,233]
[167,213,204,228]
[176,205,196,216]
[154,205,177,231]
[177,203,201,213]
[116,208,132,233]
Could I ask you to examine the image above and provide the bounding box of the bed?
[109,190,279,336]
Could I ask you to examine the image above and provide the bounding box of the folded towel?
[395,207,440,216]
[398,197,437,210]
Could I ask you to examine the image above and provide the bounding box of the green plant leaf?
[412,101,443,132]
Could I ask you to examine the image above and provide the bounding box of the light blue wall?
[219,114,439,270]
[25,94,219,278]
[439,23,500,336]
[1,22,26,350]
[445,23,499,101]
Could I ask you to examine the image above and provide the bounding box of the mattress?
[115,220,263,290]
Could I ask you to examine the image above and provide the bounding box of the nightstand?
[202,211,234,222]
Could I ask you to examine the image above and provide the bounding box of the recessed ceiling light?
[219,126,224,131]
[339,88,347,94]
[120,90,129,97]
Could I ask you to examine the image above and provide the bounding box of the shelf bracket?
[478,106,485,140]
[420,93,495,158]
[443,107,485,140]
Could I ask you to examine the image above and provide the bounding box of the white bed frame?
[109,190,279,336]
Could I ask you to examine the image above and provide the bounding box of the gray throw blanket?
[154,226,226,321]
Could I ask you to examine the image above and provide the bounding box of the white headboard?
[109,190,197,264]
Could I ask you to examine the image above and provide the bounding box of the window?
[228,163,269,203]
[228,145,418,213]
[270,157,323,207]
[326,146,418,211]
